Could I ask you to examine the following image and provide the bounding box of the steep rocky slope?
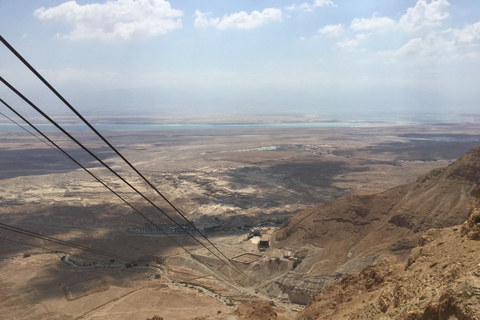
[267,145,480,303]
[296,187,480,319]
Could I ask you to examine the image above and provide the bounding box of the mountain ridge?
[295,186,480,319]
[265,144,480,303]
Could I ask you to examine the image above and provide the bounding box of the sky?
[1,0,480,121]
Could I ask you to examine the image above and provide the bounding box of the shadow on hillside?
[0,202,199,303]
[0,147,114,179]
[189,159,372,211]
[362,134,480,161]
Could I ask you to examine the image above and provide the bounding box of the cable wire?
[0,222,130,261]
[0,226,239,288]
[0,98,206,260]
[0,235,57,253]
[0,109,63,155]
[0,35,240,275]
[0,97,248,282]
[0,235,113,263]
[0,79,250,281]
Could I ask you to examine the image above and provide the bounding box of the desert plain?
[1,117,480,319]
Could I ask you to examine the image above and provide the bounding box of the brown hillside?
[267,145,480,303]
[295,187,480,320]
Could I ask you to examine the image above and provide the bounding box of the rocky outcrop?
[234,302,278,320]
[461,187,480,240]
[271,145,480,280]
[295,187,480,319]
[263,272,342,305]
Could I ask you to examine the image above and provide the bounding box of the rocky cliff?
[266,145,480,303]
[296,186,480,319]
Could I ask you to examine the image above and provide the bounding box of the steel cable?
[0,35,249,280]
[0,97,249,281]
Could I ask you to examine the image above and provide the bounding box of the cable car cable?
[0,35,244,278]
[0,96,249,281]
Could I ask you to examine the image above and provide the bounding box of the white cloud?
[314,0,336,7]
[318,24,343,37]
[194,8,282,30]
[193,10,220,29]
[287,0,336,12]
[336,34,366,50]
[350,16,396,32]
[453,22,480,43]
[398,0,450,33]
[462,51,480,62]
[286,3,313,12]
[376,21,480,67]
[379,32,455,60]
[34,0,183,41]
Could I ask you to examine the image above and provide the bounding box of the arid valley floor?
[1,119,480,319]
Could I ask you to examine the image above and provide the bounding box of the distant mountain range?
[11,82,478,122]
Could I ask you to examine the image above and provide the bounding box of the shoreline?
[0,119,474,132]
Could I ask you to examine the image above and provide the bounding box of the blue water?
[0,122,363,131]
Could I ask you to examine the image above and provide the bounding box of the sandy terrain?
[1,121,480,318]
[0,253,234,320]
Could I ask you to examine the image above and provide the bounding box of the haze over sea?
[0,111,477,132]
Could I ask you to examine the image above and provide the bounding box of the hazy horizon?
[1,0,480,120]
